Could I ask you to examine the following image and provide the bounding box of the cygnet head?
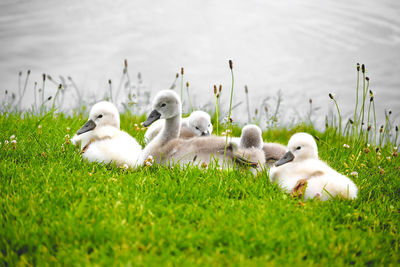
[187,111,213,136]
[142,90,181,127]
[239,124,263,150]
[275,132,318,167]
[76,101,120,135]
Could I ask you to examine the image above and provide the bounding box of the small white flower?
[367,144,370,147]
[343,144,350,149]
[134,123,138,127]
[10,135,15,140]
[66,127,70,132]
[145,161,153,167]
[377,152,381,156]
[65,134,70,139]
[38,125,42,129]
[221,132,226,136]
[121,163,129,170]
[11,140,17,144]
[350,171,358,177]
[4,140,9,145]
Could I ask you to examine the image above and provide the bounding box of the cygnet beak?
[201,130,210,136]
[275,151,295,167]
[77,119,96,135]
[142,109,161,127]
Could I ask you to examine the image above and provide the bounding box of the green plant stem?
[215,95,219,135]
[186,85,193,112]
[353,68,360,136]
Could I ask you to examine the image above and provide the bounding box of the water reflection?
[0,0,399,127]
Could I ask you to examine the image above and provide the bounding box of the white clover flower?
[38,125,42,129]
[343,144,350,149]
[350,171,358,177]
[121,164,129,170]
[11,140,17,144]
[65,134,70,139]
[145,161,153,167]
[367,144,370,147]
[10,135,15,140]
[4,140,9,145]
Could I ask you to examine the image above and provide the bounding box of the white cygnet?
[144,110,212,143]
[269,132,358,201]
[71,101,142,168]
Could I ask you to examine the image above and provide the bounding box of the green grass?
[0,111,399,266]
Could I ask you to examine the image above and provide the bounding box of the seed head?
[366,77,369,81]
[216,93,220,98]
[42,73,46,81]
[388,110,392,115]
[396,126,398,132]
[124,59,128,68]
[19,71,22,76]
[370,97,374,102]
[108,79,112,85]
[245,85,248,94]
[181,67,184,75]
[361,64,365,73]
[379,125,383,133]
[229,60,233,70]
[219,85,222,93]
[357,63,360,71]
[27,70,31,75]
[309,98,312,104]
[214,85,217,95]
[186,82,189,88]
[47,75,52,81]
[349,119,354,124]
[47,96,52,101]
[367,125,371,131]
[58,84,62,90]
[176,73,179,78]
[328,93,334,99]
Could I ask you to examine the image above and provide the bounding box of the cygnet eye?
[208,124,211,127]
[160,103,166,107]
[296,146,301,150]
[97,114,103,119]
[195,126,200,130]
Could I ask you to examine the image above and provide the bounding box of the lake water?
[0,0,399,129]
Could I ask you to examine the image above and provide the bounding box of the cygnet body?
[141,90,264,171]
[231,125,286,166]
[144,110,212,143]
[71,101,142,168]
[269,132,358,200]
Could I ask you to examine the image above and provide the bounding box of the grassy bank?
[0,112,399,266]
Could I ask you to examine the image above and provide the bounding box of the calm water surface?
[0,0,399,127]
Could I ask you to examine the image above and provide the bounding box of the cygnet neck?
[159,112,181,145]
